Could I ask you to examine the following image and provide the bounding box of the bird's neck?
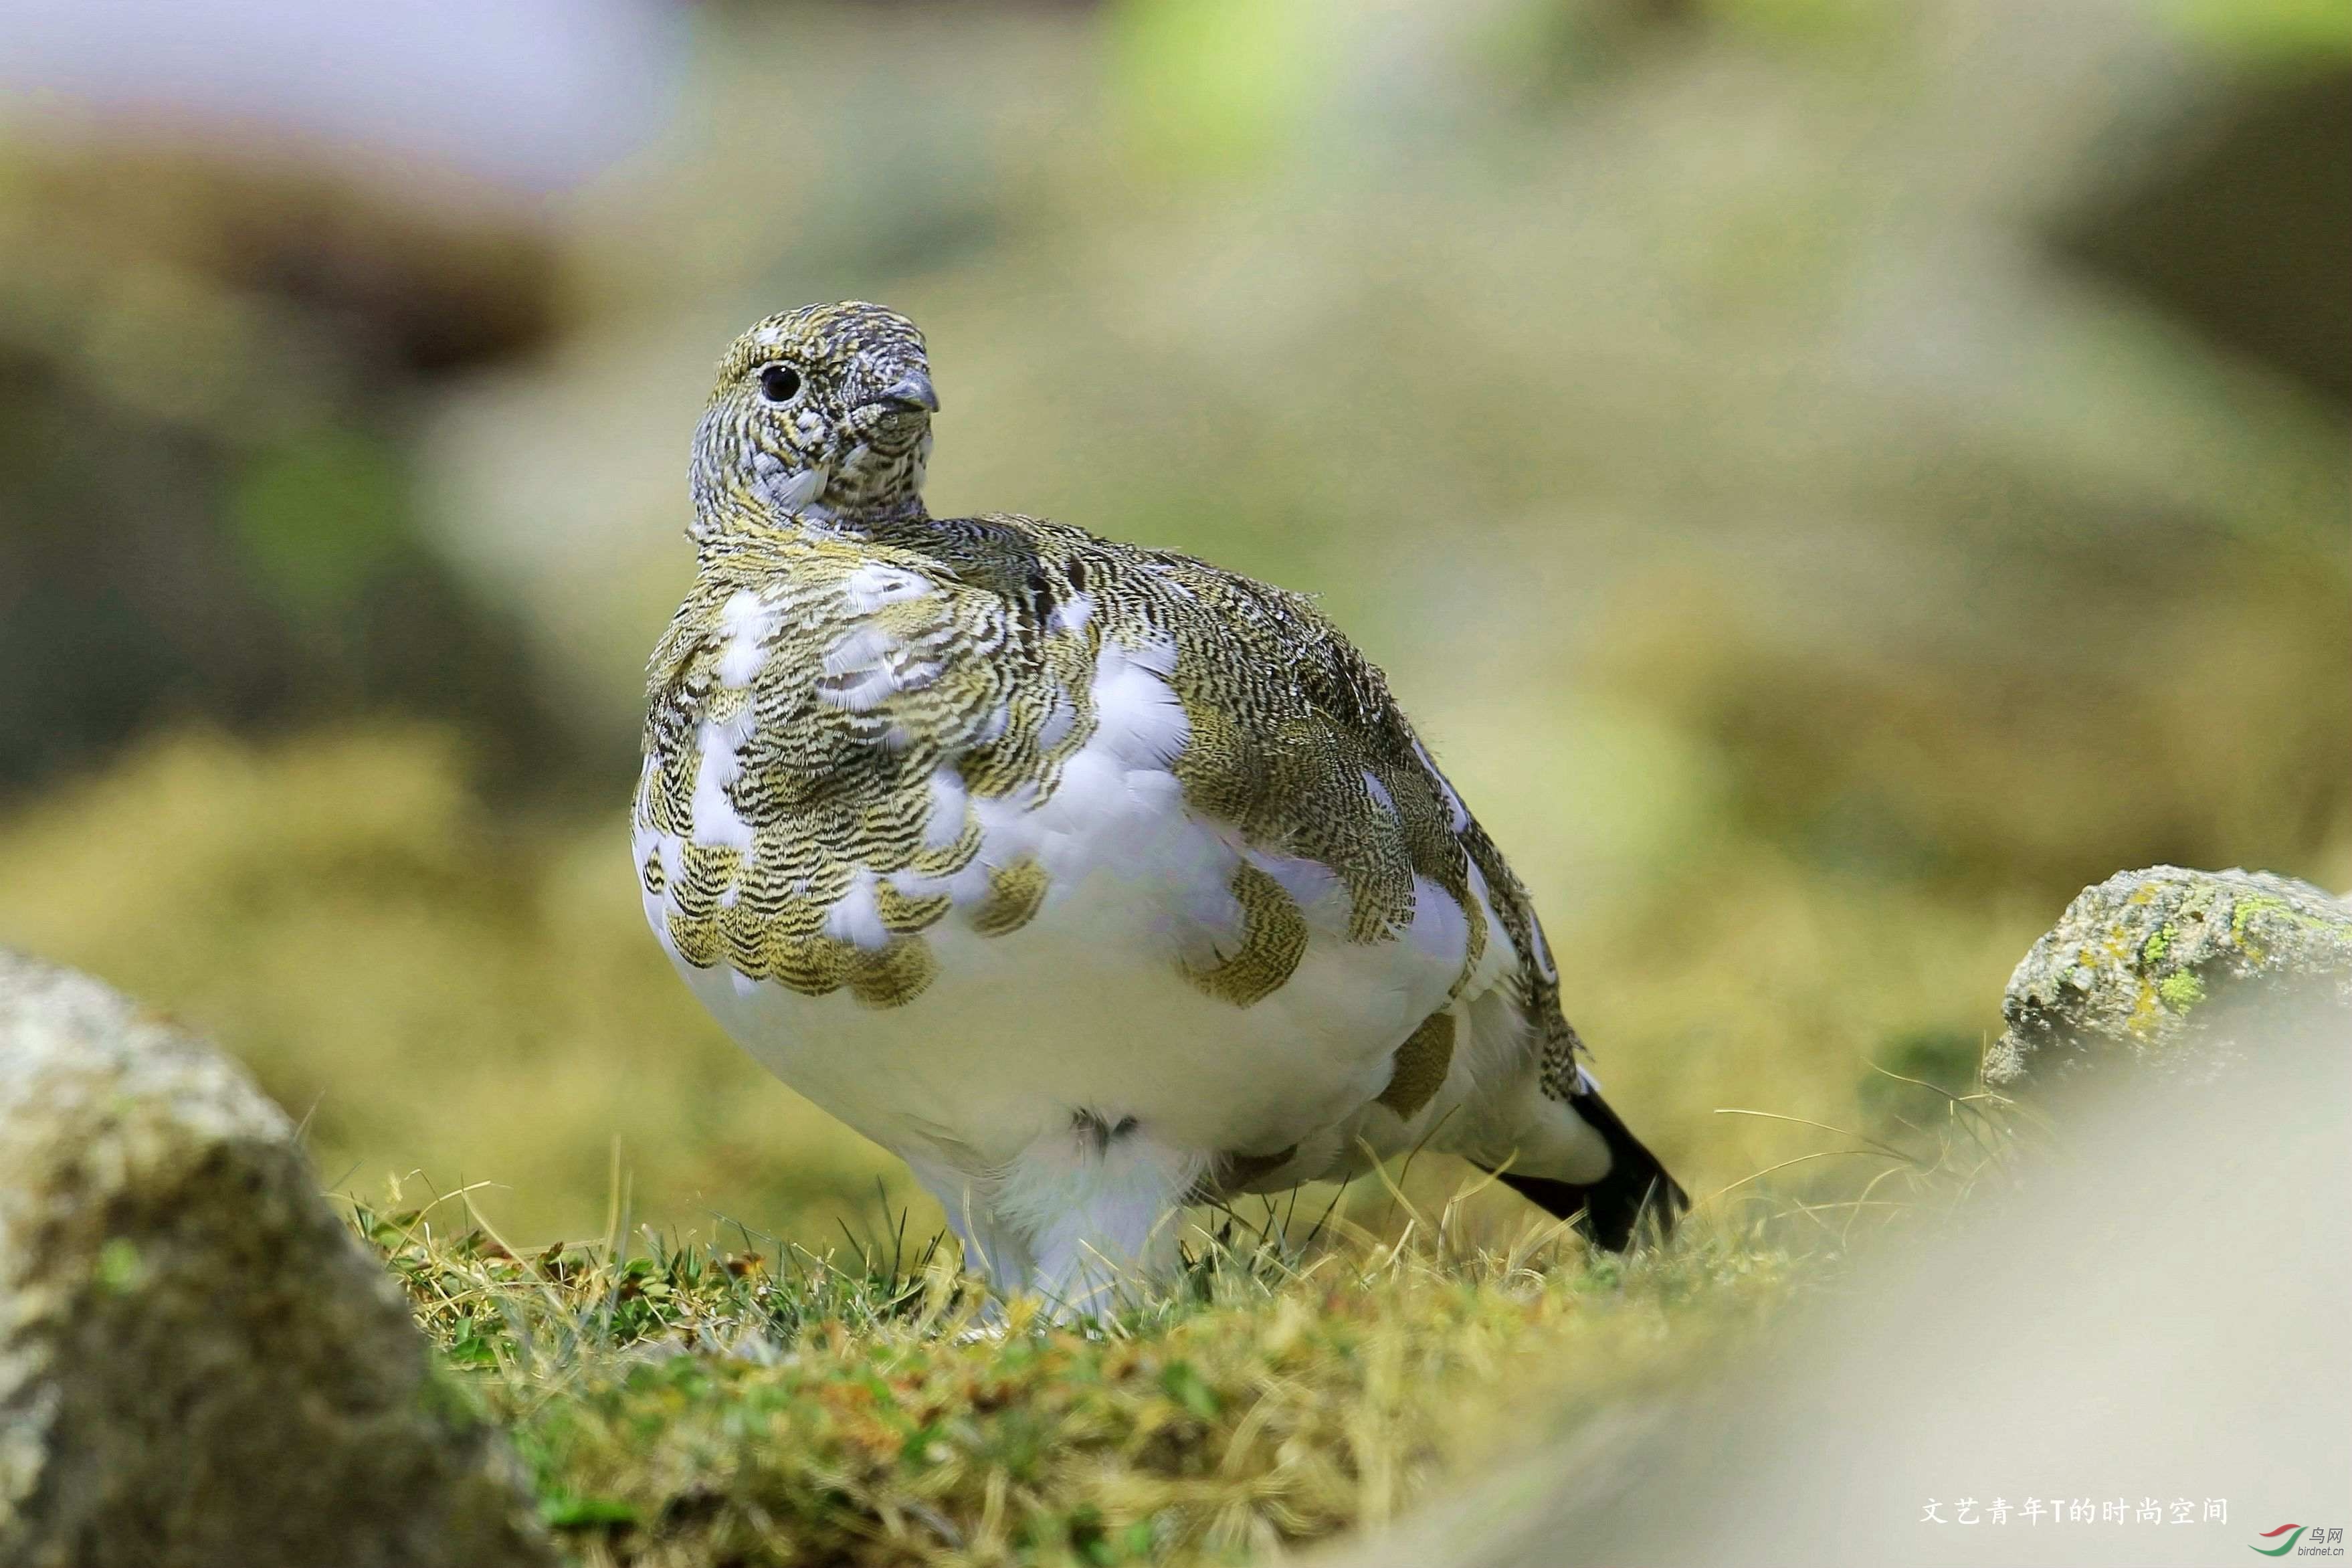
[690,492,931,557]
[817,494,933,535]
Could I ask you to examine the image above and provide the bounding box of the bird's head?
[689,301,937,538]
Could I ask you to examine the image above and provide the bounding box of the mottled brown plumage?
[635,302,1683,1309]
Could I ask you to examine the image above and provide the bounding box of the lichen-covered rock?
[0,949,553,1568]
[1987,866,2352,1086]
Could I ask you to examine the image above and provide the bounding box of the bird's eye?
[759,365,803,403]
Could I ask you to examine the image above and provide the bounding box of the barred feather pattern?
[629,299,1660,1304]
[637,500,1591,1102]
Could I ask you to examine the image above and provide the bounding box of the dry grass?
[361,1066,2027,1568]
[357,1175,1802,1568]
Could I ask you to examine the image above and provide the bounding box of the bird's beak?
[866,373,939,415]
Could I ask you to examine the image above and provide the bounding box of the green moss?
[2141,923,2176,966]
[93,1236,145,1295]
[2157,971,2206,1012]
[2229,891,2352,949]
[2229,893,2290,947]
[364,1208,1799,1568]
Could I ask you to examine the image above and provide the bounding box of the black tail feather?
[1492,1091,1687,1252]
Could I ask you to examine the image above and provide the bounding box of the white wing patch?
[714,590,777,686]
[816,607,953,714]
[842,560,932,613]
[1092,633,1189,770]
[823,869,890,951]
[922,769,970,850]
[690,714,755,850]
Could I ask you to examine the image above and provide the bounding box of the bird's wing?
[1110,533,1594,1094]
[638,516,1581,1092]
[635,531,1085,1004]
[884,514,1582,1073]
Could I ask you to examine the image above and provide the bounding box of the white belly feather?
[637,633,1517,1181]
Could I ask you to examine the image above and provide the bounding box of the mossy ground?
[351,1063,2022,1567]
[359,1185,1810,1568]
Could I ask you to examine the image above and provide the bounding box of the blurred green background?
[1,0,2343,1246]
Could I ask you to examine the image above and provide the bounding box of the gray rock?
[0,949,553,1568]
[1986,866,2352,1086]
